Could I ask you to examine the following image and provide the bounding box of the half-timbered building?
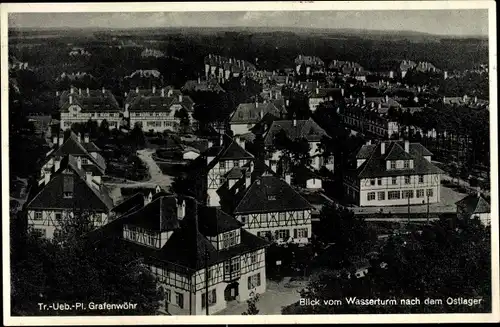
[219,174,313,245]
[25,154,115,239]
[104,195,269,315]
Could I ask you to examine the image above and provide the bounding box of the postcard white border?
[1,1,498,325]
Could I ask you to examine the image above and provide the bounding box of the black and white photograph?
[2,1,498,325]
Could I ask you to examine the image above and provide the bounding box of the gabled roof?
[59,89,120,113]
[198,206,243,236]
[230,102,282,125]
[263,118,329,146]
[126,88,194,112]
[456,194,491,215]
[51,132,105,172]
[234,175,313,214]
[217,139,254,161]
[354,141,443,178]
[118,195,181,232]
[26,155,114,211]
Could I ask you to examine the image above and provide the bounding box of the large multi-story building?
[124,86,195,133]
[262,118,334,171]
[58,87,122,130]
[219,173,313,245]
[308,87,342,112]
[25,154,115,239]
[294,55,325,76]
[344,140,443,207]
[104,194,269,315]
[204,54,256,81]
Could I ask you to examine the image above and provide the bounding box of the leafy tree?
[11,210,163,316]
[130,123,146,149]
[242,293,260,315]
[98,119,110,140]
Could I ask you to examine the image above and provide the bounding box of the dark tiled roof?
[309,88,341,99]
[59,89,120,113]
[26,155,114,211]
[51,132,105,172]
[234,175,313,214]
[119,195,181,232]
[198,206,243,236]
[226,167,245,179]
[111,193,145,216]
[456,194,491,215]
[355,141,443,178]
[263,118,329,146]
[217,139,254,161]
[230,102,282,124]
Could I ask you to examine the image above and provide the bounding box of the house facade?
[106,194,268,315]
[263,118,334,171]
[59,87,122,130]
[344,140,443,207]
[25,154,115,239]
[124,87,196,133]
[229,102,282,136]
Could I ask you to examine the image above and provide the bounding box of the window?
[250,252,258,264]
[233,160,239,167]
[402,190,414,199]
[202,289,217,308]
[165,289,171,303]
[377,178,382,186]
[377,191,385,201]
[294,228,308,238]
[419,175,424,183]
[404,176,411,184]
[392,177,397,185]
[175,292,184,308]
[390,161,396,169]
[219,161,225,169]
[34,211,43,220]
[267,195,276,201]
[427,189,434,197]
[135,113,140,117]
[247,273,261,289]
[222,231,237,249]
[388,191,401,200]
[278,229,290,240]
[63,192,73,198]
[33,228,46,237]
[370,179,375,186]
[81,158,89,165]
[55,212,62,222]
[416,189,425,198]
[404,160,410,169]
[367,192,376,201]
[241,215,247,224]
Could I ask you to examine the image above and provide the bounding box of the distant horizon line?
[8,25,488,39]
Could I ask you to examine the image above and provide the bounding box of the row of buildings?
[58,85,196,133]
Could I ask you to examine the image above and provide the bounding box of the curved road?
[104,149,173,189]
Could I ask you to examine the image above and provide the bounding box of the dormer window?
[222,230,238,249]
[404,160,410,169]
[63,192,73,199]
[268,195,276,201]
[390,161,396,169]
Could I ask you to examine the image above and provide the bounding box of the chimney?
[285,173,292,185]
[44,169,51,185]
[474,96,478,103]
[52,136,58,145]
[380,142,385,155]
[178,95,183,102]
[77,133,82,143]
[286,99,290,107]
[136,87,139,94]
[168,89,173,97]
[86,171,93,184]
[69,95,73,104]
[177,198,186,220]
[86,87,89,95]
[198,77,201,84]
[293,119,297,127]
[385,95,389,103]
[362,98,366,106]
[102,87,105,94]
[462,94,467,102]
[207,140,213,148]
[219,134,224,146]
[78,88,82,95]
[260,109,263,119]
[316,87,319,95]
[341,88,345,97]
[84,134,89,143]
[59,136,64,145]
[124,92,128,97]
[70,87,74,94]
[77,156,82,169]
[404,140,410,153]
[56,91,60,97]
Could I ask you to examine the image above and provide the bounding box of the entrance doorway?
[224,282,239,302]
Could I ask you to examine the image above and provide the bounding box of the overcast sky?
[9,10,488,37]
